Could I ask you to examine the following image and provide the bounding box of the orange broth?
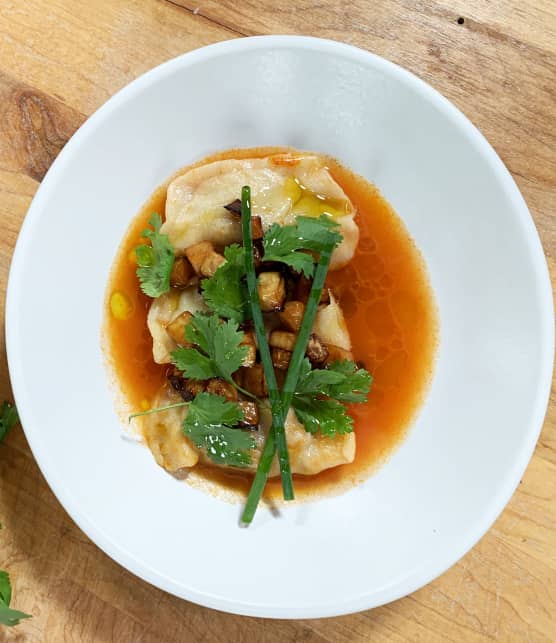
[105,147,438,501]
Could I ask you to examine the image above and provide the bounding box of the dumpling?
[141,386,199,472]
[163,153,358,270]
[143,389,355,476]
[147,287,207,364]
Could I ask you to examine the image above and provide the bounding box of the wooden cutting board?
[0,1,554,640]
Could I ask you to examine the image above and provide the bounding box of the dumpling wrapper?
[162,154,359,270]
[147,287,207,364]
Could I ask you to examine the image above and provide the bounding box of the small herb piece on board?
[262,215,343,277]
[171,312,248,382]
[202,244,248,322]
[0,570,31,627]
[0,402,18,443]
[183,392,256,467]
[135,213,175,297]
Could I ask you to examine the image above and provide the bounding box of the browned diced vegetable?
[251,215,264,240]
[294,275,311,302]
[166,310,193,345]
[206,378,239,402]
[170,256,194,288]
[269,330,297,352]
[168,370,206,401]
[238,401,260,428]
[294,276,330,304]
[236,364,267,397]
[240,330,257,367]
[183,379,206,400]
[185,241,215,274]
[271,347,292,370]
[200,252,225,277]
[223,199,242,215]
[223,201,262,240]
[306,333,329,366]
[325,344,354,365]
[278,300,305,333]
[257,272,286,311]
[184,242,225,277]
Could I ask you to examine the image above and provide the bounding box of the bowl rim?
[5,35,554,619]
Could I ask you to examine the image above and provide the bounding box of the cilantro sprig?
[0,402,18,443]
[171,312,248,382]
[292,359,372,437]
[201,244,248,322]
[262,215,342,277]
[295,358,372,404]
[0,569,31,627]
[135,213,175,297]
[0,402,32,627]
[183,393,256,467]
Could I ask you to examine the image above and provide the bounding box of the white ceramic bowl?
[6,36,553,618]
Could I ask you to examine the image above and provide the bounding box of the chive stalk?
[241,240,335,524]
[240,186,294,500]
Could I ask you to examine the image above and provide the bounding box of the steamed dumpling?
[163,154,359,270]
[147,287,206,364]
[142,391,355,476]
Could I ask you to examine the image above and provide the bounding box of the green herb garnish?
[0,426,32,627]
[0,569,30,627]
[262,215,342,277]
[171,312,248,382]
[289,358,372,437]
[135,213,175,297]
[0,402,18,443]
[295,358,372,404]
[292,397,353,436]
[202,244,248,322]
[183,393,256,467]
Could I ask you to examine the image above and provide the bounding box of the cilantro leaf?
[296,359,372,403]
[262,215,342,277]
[0,402,19,443]
[171,313,248,382]
[183,392,256,467]
[0,570,31,627]
[202,245,248,322]
[0,604,32,627]
[324,360,373,402]
[135,213,175,297]
[291,359,371,437]
[0,571,11,606]
[293,397,354,436]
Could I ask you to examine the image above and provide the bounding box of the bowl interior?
[6,37,553,618]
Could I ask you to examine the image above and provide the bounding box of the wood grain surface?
[0,1,554,640]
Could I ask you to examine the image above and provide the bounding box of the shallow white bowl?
[6,36,553,618]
